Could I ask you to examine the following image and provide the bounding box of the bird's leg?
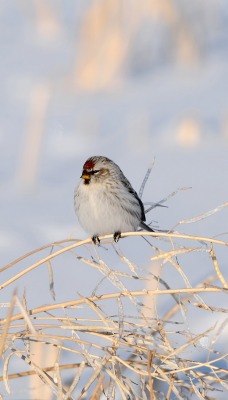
[92,235,100,245]
[113,231,121,242]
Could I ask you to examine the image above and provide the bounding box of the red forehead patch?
[83,158,95,170]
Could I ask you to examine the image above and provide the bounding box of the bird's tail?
[140,221,154,232]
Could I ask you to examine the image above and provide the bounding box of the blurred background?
[1,0,228,264]
[0,1,228,397]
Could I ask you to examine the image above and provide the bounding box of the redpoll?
[74,156,154,244]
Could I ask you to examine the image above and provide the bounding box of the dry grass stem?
[0,226,227,398]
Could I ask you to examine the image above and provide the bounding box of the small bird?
[74,156,154,244]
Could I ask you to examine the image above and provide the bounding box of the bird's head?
[80,156,115,185]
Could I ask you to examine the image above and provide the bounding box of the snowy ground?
[0,2,228,398]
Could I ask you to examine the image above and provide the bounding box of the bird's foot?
[92,235,100,245]
[113,231,121,242]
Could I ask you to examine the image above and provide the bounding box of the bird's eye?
[91,170,100,175]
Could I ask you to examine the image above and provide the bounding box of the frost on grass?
[0,205,228,399]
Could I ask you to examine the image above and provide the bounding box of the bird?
[74,156,154,244]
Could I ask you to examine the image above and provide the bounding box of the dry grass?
[0,221,228,398]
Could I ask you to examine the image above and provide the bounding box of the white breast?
[74,181,140,236]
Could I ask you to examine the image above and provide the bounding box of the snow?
[0,1,228,398]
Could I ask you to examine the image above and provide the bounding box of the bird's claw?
[92,236,100,245]
[113,231,121,242]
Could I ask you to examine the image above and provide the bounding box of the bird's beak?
[81,170,91,181]
[81,173,90,180]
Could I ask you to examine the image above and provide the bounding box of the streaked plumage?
[74,156,154,244]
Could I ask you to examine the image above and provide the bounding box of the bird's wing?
[120,175,146,222]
